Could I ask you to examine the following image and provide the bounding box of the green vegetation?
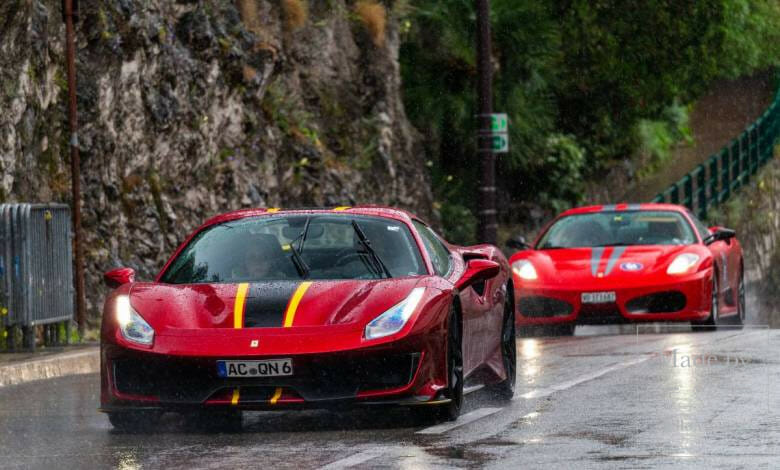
[399,0,780,242]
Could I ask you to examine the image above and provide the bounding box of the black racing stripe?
[244,282,299,328]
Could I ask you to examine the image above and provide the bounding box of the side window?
[413,221,452,276]
[688,212,711,241]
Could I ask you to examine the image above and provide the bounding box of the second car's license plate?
[581,291,617,304]
[217,359,293,378]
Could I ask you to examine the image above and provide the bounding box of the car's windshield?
[536,211,697,249]
[160,215,427,283]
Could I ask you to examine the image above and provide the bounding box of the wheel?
[735,268,745,328]
[693,274,719,332]
[107,410,162,433]
[547,324,575,336]
[421,305,463,423]
[487,285,516,400]
[186,409,243,432]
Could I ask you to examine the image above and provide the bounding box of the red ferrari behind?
[507,203,745,335]
[100,206,515,430]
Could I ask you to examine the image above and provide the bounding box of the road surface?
[1,327,778,469]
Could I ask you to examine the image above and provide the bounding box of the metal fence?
[652,76,780,219]
[0,204,73,351]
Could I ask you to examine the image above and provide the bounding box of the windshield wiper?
[594,242,642,247]
[351,220,391,279]
[287,218,312,279]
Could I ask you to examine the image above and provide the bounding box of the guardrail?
[652,75,780,219]
[1,204,73,351]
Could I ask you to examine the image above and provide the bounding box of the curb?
[0,348,99,387]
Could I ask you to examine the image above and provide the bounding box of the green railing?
[652,76,780,219]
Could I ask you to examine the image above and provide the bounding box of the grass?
[283,0,308,31]
[354,1,386,47]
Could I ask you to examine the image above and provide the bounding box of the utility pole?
[64,0,86,335]
[475,0,497,244]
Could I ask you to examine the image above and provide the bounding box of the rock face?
[0,0,432,321]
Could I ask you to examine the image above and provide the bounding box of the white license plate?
[217,359,293,378]
[581,291,617,304]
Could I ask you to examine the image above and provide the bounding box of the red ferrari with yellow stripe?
[507,203,745,335]
[100,206,515,430]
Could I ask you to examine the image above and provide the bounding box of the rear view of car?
[507,204,745,335]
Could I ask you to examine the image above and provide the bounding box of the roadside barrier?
[0,204,73,351]
[653,75,780,218]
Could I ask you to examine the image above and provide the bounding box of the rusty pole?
[476,0,497,244]
[64,0,86,334]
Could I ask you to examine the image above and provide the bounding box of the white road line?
[518,355,652,399]
[318,449,385,469]
[416,407,502,435]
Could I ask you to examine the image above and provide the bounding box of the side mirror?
[704,227,736,246]
[104,267,135,289]
[455,259,500,291]
[506,235,530,250]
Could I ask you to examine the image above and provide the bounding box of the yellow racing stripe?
[231,388,240,405]
[269,387,283,405]
[282,281,312,327]
[332,206,350,211]
[234,283,249,329]
[266,207,281,213]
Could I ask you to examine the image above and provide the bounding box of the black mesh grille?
[518,296,573,317]
[112,352,420,404]
[626,291,687,314]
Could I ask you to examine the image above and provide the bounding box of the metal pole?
[64,0,86,335]
[476,0,497,244]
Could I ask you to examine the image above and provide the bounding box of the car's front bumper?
[514,270,711,326]
[100,330,448,412]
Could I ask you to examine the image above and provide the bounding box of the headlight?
[667,253,700,275]
[116,295,155,345]
[364,287,425,340]
[512,260,538,280]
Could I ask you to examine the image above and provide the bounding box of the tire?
[107,410,162,433]
[487,285,516,400]
[186,409,243,432]
[735,267,746,328]
[422,305,463,423]
[547,324,576,336]
[693,274,719,332]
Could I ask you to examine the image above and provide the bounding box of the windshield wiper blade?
[287,218,312,279]
[351,220,391,279]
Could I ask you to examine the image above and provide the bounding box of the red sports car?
[100,206,515,430]
[507,203,745,335]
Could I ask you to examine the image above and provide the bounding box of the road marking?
[319,449,385,469]
[416,407,502,435]
[518,355,652,399]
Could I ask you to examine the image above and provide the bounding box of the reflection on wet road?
[1,327,779,469]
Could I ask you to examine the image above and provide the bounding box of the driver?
[233,234,289,280]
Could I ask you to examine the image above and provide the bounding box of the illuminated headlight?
[116,295,155,345]
[364,287,425,340]
[667,253,700,275]
[512,260,538,280]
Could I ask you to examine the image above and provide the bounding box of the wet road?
[2,327,779,469]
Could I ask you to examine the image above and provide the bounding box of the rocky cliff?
[0,0,432,321]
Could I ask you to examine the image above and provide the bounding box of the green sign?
[490,113,508,133]
[491,134,509,153]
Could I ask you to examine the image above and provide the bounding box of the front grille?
[518,296,573,317]
[576,305,625,325]
[626,291,686,314]
[112,352,420,404]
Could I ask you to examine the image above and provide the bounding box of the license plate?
[217,359,293,378]
[581,291,616,304]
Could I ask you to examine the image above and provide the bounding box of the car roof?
[201,205,425,228]
[559,203,689,217]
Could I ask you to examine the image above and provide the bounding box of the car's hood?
[516,245,709,286]
[128,277,423,332]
